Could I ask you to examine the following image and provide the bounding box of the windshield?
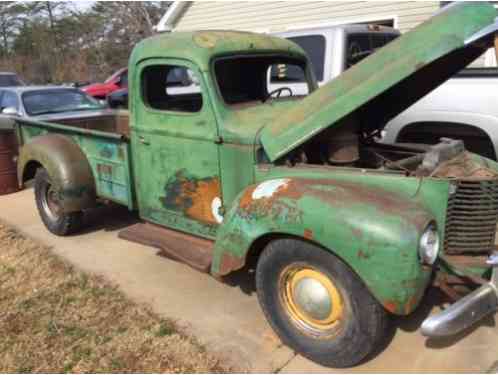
[22,89,104,116]
[214,55,311,108]
[0,74,23,87]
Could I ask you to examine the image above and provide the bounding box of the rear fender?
[18,134,96,212]
[212,177,434,315]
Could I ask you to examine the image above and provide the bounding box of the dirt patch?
[0,222,230,373]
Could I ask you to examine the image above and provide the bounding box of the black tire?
[34,168,83,236]
[256,238,389,368]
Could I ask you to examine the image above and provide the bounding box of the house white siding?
[170,1,491,67]
[172,1,440,33]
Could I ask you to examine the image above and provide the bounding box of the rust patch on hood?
[238,179,304,224]
[160,169,221,224]
[240,178,430,230]
[239,186,257,211]
[432,152,498,179]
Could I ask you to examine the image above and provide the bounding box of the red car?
[82,68,127,99]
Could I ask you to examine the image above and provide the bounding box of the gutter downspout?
[155,1,192,32]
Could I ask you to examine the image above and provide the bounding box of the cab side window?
[142,65,202,113]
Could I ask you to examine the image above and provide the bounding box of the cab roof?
[129,30,308,71]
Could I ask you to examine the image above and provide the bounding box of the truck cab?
[128,31,315,238]
[13,2,498,368]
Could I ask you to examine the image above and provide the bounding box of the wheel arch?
[20,159,43,184]
[397,121,496,159]
[17,134,97,212]
[388,111,498,160]
[240,231,340,271]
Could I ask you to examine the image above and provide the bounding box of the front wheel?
[34,168,83,236]
[256,239,389,368]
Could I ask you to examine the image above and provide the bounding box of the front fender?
[18,134,96,212]
[212,177,434,315]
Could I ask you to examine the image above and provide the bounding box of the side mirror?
[2,107,19,116]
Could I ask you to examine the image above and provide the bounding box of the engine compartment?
[280,122,498,179]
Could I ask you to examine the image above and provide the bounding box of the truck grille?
[444,179,498,254]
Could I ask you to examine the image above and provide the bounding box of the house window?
[357,19,394,27]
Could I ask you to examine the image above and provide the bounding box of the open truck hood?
[261,2,498,162]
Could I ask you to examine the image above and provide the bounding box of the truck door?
[131,58,222,239]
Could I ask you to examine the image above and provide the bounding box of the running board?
[118,222,214,273]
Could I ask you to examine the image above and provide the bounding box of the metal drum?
[0,129,19,195]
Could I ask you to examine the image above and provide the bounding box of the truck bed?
[50,110,130,137]
[16,110,135,210]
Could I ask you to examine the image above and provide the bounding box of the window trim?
[278,15,398,32]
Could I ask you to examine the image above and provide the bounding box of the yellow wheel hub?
[280,267,344,333]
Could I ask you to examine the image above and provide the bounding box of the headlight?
[419,223,440,265]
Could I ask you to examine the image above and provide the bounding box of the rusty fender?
[17,134,96,212]
[212,177,434,315]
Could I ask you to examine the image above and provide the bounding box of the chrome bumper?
[421,256,498,338]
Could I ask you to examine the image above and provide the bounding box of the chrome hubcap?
[293,277,333,321]
[42,185,61,221]
[279,265,345,337]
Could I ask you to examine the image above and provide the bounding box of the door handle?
[138,136,150,145]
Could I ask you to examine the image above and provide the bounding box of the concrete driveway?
[1,188,497,373]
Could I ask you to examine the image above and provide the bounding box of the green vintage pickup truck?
[10,2,498,367]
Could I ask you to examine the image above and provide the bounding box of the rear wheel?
[34,168,83,236]
[256,239,389,368]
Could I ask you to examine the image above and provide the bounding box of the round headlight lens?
[419,224,440,265]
